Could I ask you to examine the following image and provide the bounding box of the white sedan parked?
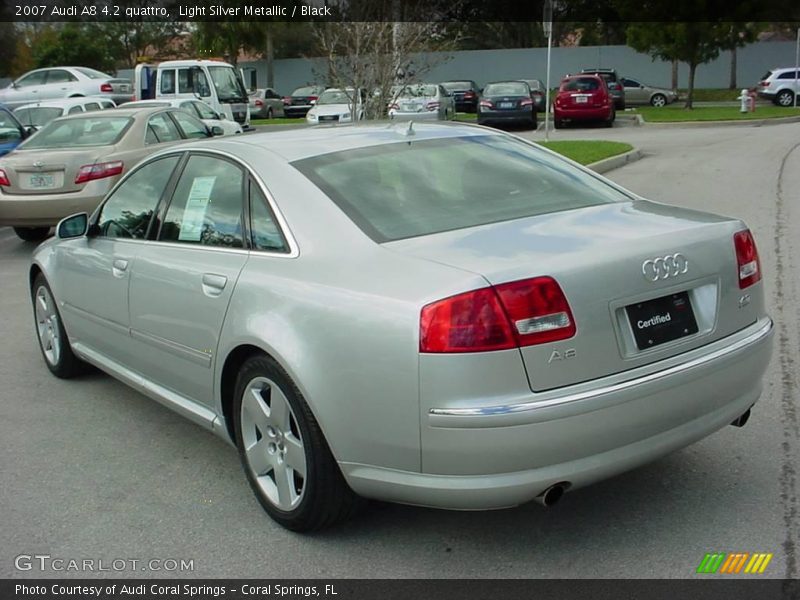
[121,99,243,135]
[0,67,131,108]
[388,83,456,121]
[14,97,117,130]
[306,89,365,124]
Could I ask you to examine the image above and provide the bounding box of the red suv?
[553,75,615,128]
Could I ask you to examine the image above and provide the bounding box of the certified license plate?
[499,102,514,109]
[575,96,588,103]
[403,103,421,112]
[29,174,55,189]
[626,291,698,350]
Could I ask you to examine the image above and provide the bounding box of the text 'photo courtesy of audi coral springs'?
[29,122,773,531]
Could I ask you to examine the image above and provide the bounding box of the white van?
[134,59,251,130]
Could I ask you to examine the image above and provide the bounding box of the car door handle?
[202,273,227,296]
[112,259,129,278]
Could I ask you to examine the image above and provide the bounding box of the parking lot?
[2,120,799,579]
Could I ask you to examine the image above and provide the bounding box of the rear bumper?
[478,109,534,123]
[555,105,612,121]
[0,183,111,227]
[390,111,440,121]
[342,318,773,509]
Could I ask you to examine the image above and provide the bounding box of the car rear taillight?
[308,96,318,103]
[426,101,440,111]
[734,229,761,289]
[283,96,291,105]
[420,276,576,353]
[464,91,476,99]
[255,99,264,107]
[520,98,533,107]
[75,161,123,184]
[479,100,493,108]
[758,80,769,88]
[100,83,113,93]
[388,103,399,110]
[0,168,9,186]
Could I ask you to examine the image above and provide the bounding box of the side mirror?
[56,213,88,239]
[210,125,224,136]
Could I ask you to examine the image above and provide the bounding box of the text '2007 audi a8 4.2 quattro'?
[29,122,772,531]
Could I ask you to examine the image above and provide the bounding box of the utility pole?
[543,0,553,140]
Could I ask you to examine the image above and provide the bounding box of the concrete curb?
[588,148,643,174]
[639,114,800,128]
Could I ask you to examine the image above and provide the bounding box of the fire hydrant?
[738,88,750,113]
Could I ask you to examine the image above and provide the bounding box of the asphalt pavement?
[1,120,799,579]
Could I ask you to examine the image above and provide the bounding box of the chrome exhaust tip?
[730,408,751,428]
[535,482,569,507]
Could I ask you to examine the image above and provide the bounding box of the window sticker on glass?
[178,176,216,241]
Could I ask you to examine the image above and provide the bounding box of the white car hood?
[312,104,354,116]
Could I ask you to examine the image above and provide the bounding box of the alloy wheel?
[35,285,61,366]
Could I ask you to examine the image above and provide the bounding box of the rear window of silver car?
[294,135,629,242]
[22,116,132,149]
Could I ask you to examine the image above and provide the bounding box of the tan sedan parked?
[0,106,217,241]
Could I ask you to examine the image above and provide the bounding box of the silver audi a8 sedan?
[30,123,773,531]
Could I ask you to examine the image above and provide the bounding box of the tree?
[313,1,462,120]
[626,22,731,108]
[0,24,19,77]
[720,23,764,90]
[32,24,120,74]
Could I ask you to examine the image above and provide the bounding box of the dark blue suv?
[0,104,31,157]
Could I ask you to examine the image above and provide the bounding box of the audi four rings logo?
[642,253,689,281]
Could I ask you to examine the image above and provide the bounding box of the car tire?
[650,93,667,107]
[554,118,563,129]
[14,227,50,242]
[31,274,85,379]
[776,90,795,107]
[604,109,615,127]
[233,354,361,531]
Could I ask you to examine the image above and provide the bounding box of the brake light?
[426,101,440,111]
[100,83,113,93]
[308,96,318,102]
[75,161,123,184]
[0,168,9,186]
[759,80,769,87]
[479,100,493,108]
[420,276,576,353]
[734,229,761,289]
[283,96,291,105]
[464,91,476,99]
[520,98,533,107]
[388,103,399,110]
[255,99,264,107]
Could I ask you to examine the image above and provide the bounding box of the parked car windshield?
[442,81,472,90]
[392,84,437,98]
[292,86,319,96]
[21,116,132,149]
[561,78,601,92]
[74,67,112,79]
[317,90,354,105]
[294,135,630,242]
[207,66,248,103]
[13,107,63,127]
[484,82,529,96]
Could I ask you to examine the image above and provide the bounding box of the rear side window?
[46,70,77,84]
[146,113,181,144]
[160,70,176,94]
[172,111,208,139]
[22,116,131,148]
[562,77,601,92]
[250,184,288,252]
[84,102,101,112]
[159,155,245,248]
[96,156,181,239]
[294,135,629,242]
[778,71,799,80]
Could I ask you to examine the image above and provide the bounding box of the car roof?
[51,106,170,120]
[155,122,500,163]
[15,98,102,110]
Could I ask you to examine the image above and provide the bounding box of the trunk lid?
[0,146,115,195]
[106,78,132,95]
[386,200,761,392]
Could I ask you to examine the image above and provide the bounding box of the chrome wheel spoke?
[35,286,60,365]
[268,386,291,431]
[243,384,272,435]
[246,438,274,477]
[273,461,293,508]
[284,434,306,479]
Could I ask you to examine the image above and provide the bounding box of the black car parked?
[477,81,537,128]
[441,80,481,113]
[283,85,325,118]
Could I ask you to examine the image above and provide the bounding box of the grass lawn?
[633,105,800,122]
[678,88,741,102]
[537,141,633,165]
[455,112,477,121]
[251,117,306,126]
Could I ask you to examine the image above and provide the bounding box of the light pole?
[543,0,553,140]
[795,26,799,108]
